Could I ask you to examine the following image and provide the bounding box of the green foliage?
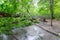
[38,0,50,18]
[1,0,60,35]
[0,17,33,35]
[0,0,18,14]
[0,0,35,35]
[54,0,60,20]
[38,0,60,19]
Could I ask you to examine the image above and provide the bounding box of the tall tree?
[50,0,54,26]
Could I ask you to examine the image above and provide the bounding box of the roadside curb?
[35,23,60,37]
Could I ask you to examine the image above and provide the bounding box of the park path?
[35,19,60,38]
[2,20,60,40]
[7,24,60,40]
[25,25,60,40]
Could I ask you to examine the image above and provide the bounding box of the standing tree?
[50,0,54,26]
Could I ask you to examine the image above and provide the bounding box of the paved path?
[2,21,60,40]
[26,25,60,40]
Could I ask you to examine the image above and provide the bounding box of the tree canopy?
[0,0,60,35]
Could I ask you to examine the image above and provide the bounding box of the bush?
[0,0,34,35]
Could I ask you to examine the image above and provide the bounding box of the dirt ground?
[40,19,60,34]
[43,19,60,33]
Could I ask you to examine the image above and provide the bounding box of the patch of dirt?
[43,19,60,33]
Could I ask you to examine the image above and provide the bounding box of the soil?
[43,19,60,33]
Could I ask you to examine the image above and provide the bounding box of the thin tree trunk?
[50,0,54,26]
